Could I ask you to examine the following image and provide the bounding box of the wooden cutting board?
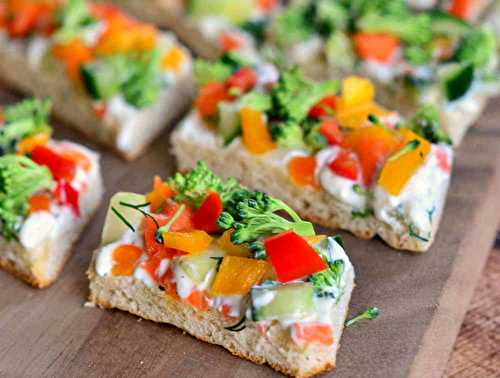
[0,87,499,378]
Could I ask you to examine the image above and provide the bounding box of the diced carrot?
[353,33,400,64]
[111,244,143,276]
[240,107,276,154]
[0,3,7,29]
[17,131,50,155]
[449,0,478,20]
[52,39,93,83]
[185,290,209,311]
[291,322,334,346]
[161,46,185,72]
[146,176,175,213]
[28,193,51,214]
[195,82,233,119]
[7,2,55,38]
[288,156,319,189]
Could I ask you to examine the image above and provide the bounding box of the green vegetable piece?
[325,31,356,71]
[406,105,452,144]
[271,4,313,46]
[345,306,379,327]
[269,120,306,149]
[178,248,224,285]
[429,10,471,38]
[251,283,315,322]
[188,0,253,25]
[218,101,242,146]
[387,140,420,162]
[442,63,474,101]
[81,60,123,100]
[239,91,272,113]
[315,0,349,36]
[0,156,53,240]
[455,28,497,69]
[54,0,95,42]
[194,59,233,86]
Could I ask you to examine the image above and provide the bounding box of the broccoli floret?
[169,161,241,208]
[271,4,313,46]
[315,0,349,36]
[406,105,452,145]
[122,50,162,108]
[348,0,407,17]
[194,59,233,86]
[269,120,306,149]
[357,13,432,45]
[0,99,52,155]
[240,19,267,45]
[309,260,344,299]
[0,156,53,240]
[455,28,497,69]
[239,91,272,112]
[345,306,380,327]
[54,0,95,42]
[217,190,314,248]
[271,68,339,122]
[404,45,433,66]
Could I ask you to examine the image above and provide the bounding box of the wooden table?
[0,89,500,378]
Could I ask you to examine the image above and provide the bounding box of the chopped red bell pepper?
[193,192,223,233]
[319,119,343,145]
[31,145,76,182]
[7,3,54,38]
[226,67,257,94]
[436,147,451,173]
[164,202,195,232]
[195,82,233,119]
[308,95,337,118]
[219,32,243,52]
[54,181,80,216]
[449,0,477,20]
[328,150,359,181]
[264,230,327,282]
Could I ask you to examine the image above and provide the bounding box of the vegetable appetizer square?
[88,162,356,377]
[0,0,194,160]
[264,0,499,145]
[0,99,103,288]
[172,55,453,252]
[99,0,281,60]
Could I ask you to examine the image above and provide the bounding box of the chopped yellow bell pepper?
[161,46,185,72]
[336,101,390,129]
[304,235,326,246]
[378,128,431,196]
[17,131,50,155]
[217,230,251,257]
[338,76,375,110]
[240,107,276,154]
[163,230,213,254]
[210,256,270,296]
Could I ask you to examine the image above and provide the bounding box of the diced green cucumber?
[325,31,355,71]
[218,101,241,146]
[81,61,121,100]
[188,0,253,25]
[178,247,225,285]
[101,192,146,245]
[251,282,315,322]
[429,11,471,38]
[442,63,474,101]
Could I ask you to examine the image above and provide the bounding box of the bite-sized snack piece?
[0,99,103,287]
[96,0,281,60]
[88,162,356,377]
[172,57,454,252]
[264,0,499,145]
[0,0,194,160]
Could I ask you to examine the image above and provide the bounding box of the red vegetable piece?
[226,67,257,94]
[54,181,80,216]
[264,230,327,282]
[319,119,343,145]
[328,150,359,181]
[193,192,223,233]
[31,145,76,182]
[164,202,195,232]
[309,95,337,118]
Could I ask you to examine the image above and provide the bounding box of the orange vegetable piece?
[184,290,209,311]
[343,126,401,186]
[59,146,92,171]
[304,235,326,246]
[288,156,319,189]
[219,32,243,52]
[111,244,143,276]
[52,39,92,82]
[28,193,51,214]
[449,0,478,20]
[146,176,174,212]
[162,230,213,254]
[336,102,390,129]
[210,255,270,296]
[195,82,232,119]
[378,128,430,196]
[17,131,50,155]
[353,33,400,64]
[240,107,276,155]
[217,229,251,257]
[161,46,185,72]
[291,322,334,346]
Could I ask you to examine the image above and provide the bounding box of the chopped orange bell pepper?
[288,156,320,189]
[162,230,213,254]
[336,102,390,129]
[16,131,50,155]
[291,322,334,346]
[111,244,143,276]
[146,175,174,212]
[449,0,478,20]
[161,46,185,72]
[28,193,51,214]
[217,229,251,257]
[210,256,270,296]
[240,107,276,155]
[52,39,92,83]
[337,76,375,110]
[378,128,430,196]
[195,82,232,119]
[353,33,400,64]
[185,290,209,311]
[343,126,401,186]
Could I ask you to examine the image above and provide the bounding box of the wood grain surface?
[0,87,499,378]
